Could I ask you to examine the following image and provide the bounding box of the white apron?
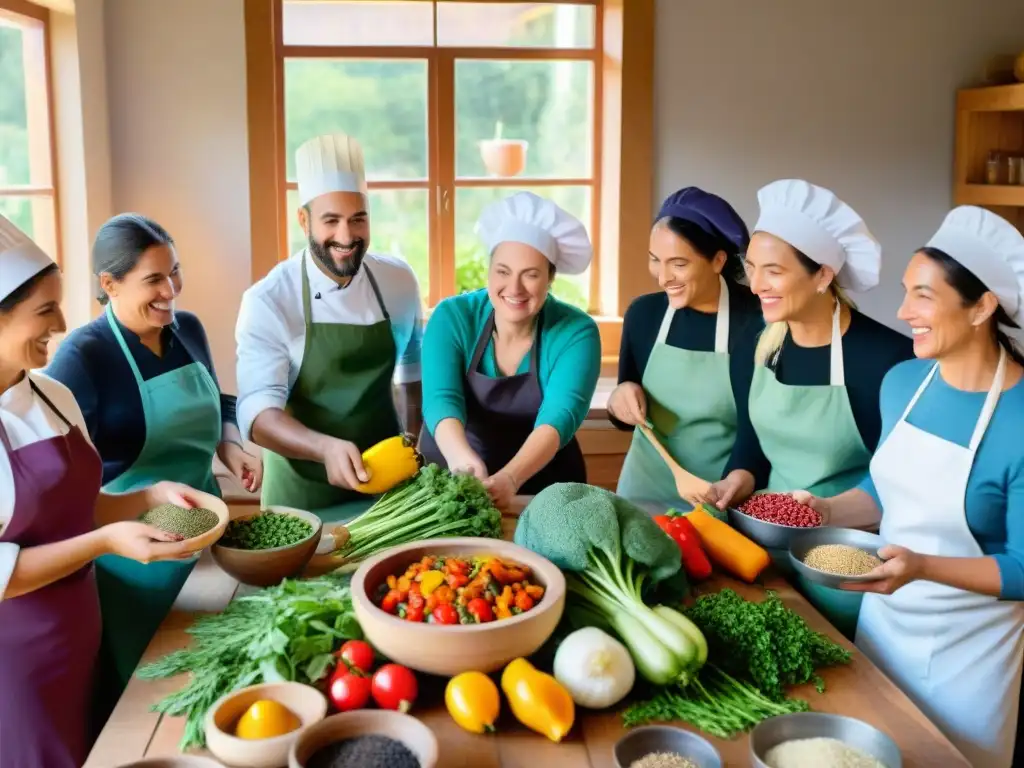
[855,349,1024,768]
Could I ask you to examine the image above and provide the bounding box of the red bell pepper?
[654,512,713,580]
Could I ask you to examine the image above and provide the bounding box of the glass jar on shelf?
[985,151,1001,184]
[1006,154,1020,186]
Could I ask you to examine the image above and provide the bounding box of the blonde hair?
[755,284,857,366]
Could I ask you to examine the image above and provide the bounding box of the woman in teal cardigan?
[420,192,601,511]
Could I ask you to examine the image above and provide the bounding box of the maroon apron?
[0,379,103,768]
[420,311,586,493]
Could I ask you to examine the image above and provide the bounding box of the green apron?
[748,302,871,639]
[617,276,737,508]
[260,253,400,523]
[94,304,222,717]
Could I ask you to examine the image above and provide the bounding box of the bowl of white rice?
[750,712,901,768]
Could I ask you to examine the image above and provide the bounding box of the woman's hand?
[145,480,202,510]
[448,447,488,481]
[220,441,263,493]
[483,470,518,512]
[840,545,923,594]
[702,469,755,510]
[608,382,648,427]
[790,490,832,525]
[100,521,196,563]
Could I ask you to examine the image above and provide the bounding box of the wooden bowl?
[204,682,328,768]
[212,506,323,587]
[115,758,224,767]
[351,537,565,676]
[145,488,229,553]
[290,711,438,768]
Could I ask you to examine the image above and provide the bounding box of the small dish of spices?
[139,503,220,539]
[289,710,437,768]
[306,734,419,768]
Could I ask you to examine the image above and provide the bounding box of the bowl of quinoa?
[788,528,887,589]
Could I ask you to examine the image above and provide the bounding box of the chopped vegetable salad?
[376,555,545,624]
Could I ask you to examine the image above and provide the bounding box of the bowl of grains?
[613,725,723,768]
[750,712,901,768]
[727,493,824,550]
[289,710,437,768]
[137,488,229,554]
[212,506,323,587]
[788,528,887,588]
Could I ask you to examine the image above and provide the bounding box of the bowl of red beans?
[727,493,824,549]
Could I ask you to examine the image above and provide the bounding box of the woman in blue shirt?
[45,213,262,724]
[795,206,1024,768]
[419,192,601,511]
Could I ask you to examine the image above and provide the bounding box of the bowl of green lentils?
[137,488,230,555]
[212,505,324,586]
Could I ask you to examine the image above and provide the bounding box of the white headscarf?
[0,214,55,302]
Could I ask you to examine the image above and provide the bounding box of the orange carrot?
[685,505,771,582]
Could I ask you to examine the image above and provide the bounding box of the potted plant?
[478,121,528,177]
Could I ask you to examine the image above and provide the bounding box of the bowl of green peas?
[212,506,324,586]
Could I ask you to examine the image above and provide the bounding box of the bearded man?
[235,132,423,514]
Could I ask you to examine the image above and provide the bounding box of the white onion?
[553,627,635,709]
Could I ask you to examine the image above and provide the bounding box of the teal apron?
[260,253,399,524]
[748,302,871,639]
[94,304,222,717]
[617,276,737,508]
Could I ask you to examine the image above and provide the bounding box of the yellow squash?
[354,434,422,495]
[500,658,575,742]
[445,671,501,734]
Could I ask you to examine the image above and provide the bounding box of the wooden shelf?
[957,83,1024,113]
[955,183,1024,207]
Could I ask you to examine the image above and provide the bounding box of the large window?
[279,0,601,310]
[0,1,58,262]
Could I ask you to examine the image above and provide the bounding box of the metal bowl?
[750,712,901,768]
[789,527,887,589]
[613,725,723,768]
[727,505,818,550]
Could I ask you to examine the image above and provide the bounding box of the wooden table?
[86,503,969,768]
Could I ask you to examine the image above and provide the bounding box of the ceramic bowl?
[614,725,723,768]
[789,527,888,588]
[143,488,229,554]
[290,711,438,768]
[212,506,323,587]
[750,712,902,768]
[204,681,328,768]
[351,537,565,676]
[115,758,224,768]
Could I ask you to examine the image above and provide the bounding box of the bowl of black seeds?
[136,488,229,554]
[213,506,324,587]
[290,710,437,768]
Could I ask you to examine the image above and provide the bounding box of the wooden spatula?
[637,424,712,506]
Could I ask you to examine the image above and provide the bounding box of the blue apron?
[93,305,222,716]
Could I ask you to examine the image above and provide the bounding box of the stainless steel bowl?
[750,712,901,768]
[727,505,816,550]
[789,527,887,589]
[614,725,723,768]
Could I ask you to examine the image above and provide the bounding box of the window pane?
[283,1,434,47]
[285,59,429,182]
[0,24,30,186]
[455,59,592,179]
[453,185,590,310]
[286,187,430,297]
[438,3,595,49]
[0,195,57,259]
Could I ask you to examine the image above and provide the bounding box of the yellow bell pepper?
[354,434,422,495]
[500,658,575,742]
[418,570,445,596]
[445,671,501,734]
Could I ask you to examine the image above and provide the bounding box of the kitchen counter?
[85,500,969,768]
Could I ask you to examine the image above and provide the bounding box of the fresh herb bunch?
[684,588,851,700]
[137,574,360,750]
[221,512,314,550]
[333,464,502,564]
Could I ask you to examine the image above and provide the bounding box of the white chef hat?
[295,132,368,206]
[0,214,55,303]
[925,205,1024,326]
[474,192,592,275]
[753,179,881,292]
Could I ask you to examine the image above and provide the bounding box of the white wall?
[654,0,1024,332]
[103,0,250,390]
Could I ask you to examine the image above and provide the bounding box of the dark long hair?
[92,213,174,304]
[655,216,746,284]
[918,246,1024,367]
[0,264,60,314]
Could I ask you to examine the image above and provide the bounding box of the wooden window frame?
[0,0,61,266]
[244,0,654,357]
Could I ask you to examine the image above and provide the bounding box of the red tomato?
[466,597,494,623]
[371,664,418,713]
[432,604,459,625]
[405,605,424,622]
[336,640,375,674]
[328,668,371,712]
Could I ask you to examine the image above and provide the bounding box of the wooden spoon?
[637,424,712,506]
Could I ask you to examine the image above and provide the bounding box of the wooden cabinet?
[954,83,1024,231]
